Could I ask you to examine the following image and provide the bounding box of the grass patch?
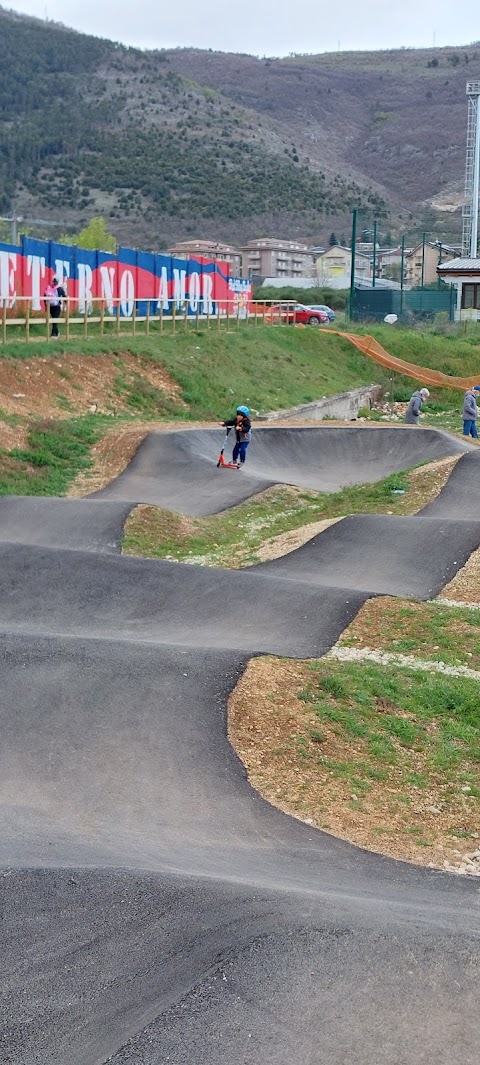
[55,393,74,413]
[340,597,480,670]
[301,659,480,791]
[0,408,24,427]
[0,416,104,495]
[113,370,181,416]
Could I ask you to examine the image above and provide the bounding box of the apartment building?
[377,247,406,280]
[240,238,314,279]
[167,240,242,275]
[404,242,457,286]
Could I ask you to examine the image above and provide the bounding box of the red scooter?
[216,427,240,469]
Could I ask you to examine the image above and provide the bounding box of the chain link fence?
[350,285,456,322]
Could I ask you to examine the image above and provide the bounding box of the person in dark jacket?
[404,388,430,425]
[43,276,67,337]
[221,405,252,465]
[462,386,480,438]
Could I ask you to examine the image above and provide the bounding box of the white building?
[437,257,480,320]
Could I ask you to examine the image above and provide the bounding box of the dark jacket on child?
[223,412,252,442]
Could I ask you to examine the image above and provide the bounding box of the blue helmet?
[237,405,250,415]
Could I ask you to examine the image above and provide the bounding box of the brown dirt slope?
[0,353,183,421]
[229,657,480,875]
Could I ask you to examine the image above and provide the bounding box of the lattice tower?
[462,82,480,257]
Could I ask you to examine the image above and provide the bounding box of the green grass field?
[299,658,480,821]
[3,320,479,409]
[340,598,480,669]
[0,326,404,416]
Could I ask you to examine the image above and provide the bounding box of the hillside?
[165,46,480,229]
[0,7,384,249]
[1,7,478,248]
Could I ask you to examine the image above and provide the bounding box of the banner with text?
[0,237,252,316]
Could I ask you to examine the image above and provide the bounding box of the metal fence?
[350,285,456,322]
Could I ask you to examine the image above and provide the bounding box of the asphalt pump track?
[1,425,480,1065]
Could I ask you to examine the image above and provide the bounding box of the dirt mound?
[0,419,27,450]
[0,353,184,419]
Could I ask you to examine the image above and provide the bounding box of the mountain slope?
[165,46,479,217]
[0,8,385,248]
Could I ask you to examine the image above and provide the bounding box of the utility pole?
[372,219,377,289]
[471,88,480,256]
[349,209,357,321]
[420,232,427,288]
[400,236,405,316]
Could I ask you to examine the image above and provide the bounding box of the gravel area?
[439,544,480,605]
[326,644,480,680]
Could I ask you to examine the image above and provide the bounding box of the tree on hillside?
[63,216,117,252]
[0,220,12,243]
[329,232,337,246]
[0,219,35,244]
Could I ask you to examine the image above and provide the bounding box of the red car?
[268,303,329,325]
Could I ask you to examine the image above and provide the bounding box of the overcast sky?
[8,0,480,55]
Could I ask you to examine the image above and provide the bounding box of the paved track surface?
[420,450,480,519]
[257,513,480,597]
[95,425,471,514]
[1,425,480,1065]
[0,496,131,552]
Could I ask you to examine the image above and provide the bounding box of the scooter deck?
[216,455,240,469]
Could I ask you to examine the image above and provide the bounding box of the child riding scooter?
[220,405,252,467]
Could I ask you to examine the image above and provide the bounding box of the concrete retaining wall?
[257,384,383,422]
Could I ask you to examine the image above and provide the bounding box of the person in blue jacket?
[221,405,252,465]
